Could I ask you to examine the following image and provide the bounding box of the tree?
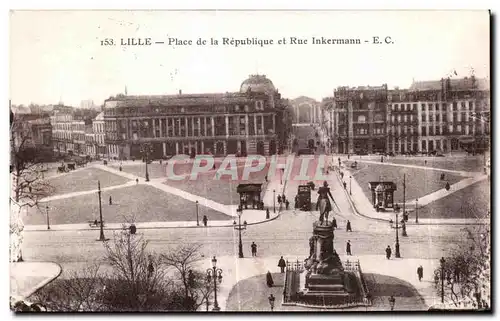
[102,229,173,311]
[161,243,214,311]
[31,263,107,312]
[10,114,54,262]
[433,225,490,309]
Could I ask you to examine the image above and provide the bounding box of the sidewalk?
[10,262,62,301]
[335,165,488,226]
[193,254,440,311]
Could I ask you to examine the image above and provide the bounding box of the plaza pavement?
[335,158,489,225]
[194,254,441,311]
[10,262,62,302]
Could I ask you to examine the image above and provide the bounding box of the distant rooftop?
[409,77,489,91]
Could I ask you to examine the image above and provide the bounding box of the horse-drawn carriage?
[57,165,68,173]
[296,185,312,211]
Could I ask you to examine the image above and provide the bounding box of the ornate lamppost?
[45,206,50,230]
[268,294,276,311]
[206,256,223,311]
[415,198,419,223]
[273,189,276,213]
[97,180,107,241]
[196,200,199,226]
[440,257,445,303]
[140,143,153,182]
[394,204,401,258]
[233,206,247,258]
[349,175,352,195]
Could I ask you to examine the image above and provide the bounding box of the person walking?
[109,196,113,205]
[346,240,352,256]
[285,199,290,210]
[202,215,208,227]
[136,178,139,184]
[277,194,282,205]
[278,256,286,273]
[266,208,270,219]
[386,245,392,259]
[251,242,257,257]
[346,220,352,232]
[332,216,337,229]
[417,265,424,282]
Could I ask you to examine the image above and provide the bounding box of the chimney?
[179,89,182,95]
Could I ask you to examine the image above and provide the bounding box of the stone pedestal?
[301,221,351,299]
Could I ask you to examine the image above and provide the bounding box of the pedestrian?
[346,220,352,232]
[338,157,341,167]
[386,245,392,259]
[346,240,352,256]
[294,195,299,209]
[202,215,208,227]
[136,178,139,184]
[332,216,337,229]
[278,256,286,273]
[119,165,122,171]
[343,181,347,189]
[277,195,282,204]
[381,156,384,163]
[417,265,423,282]
[445,182,451,191]
[159,159,162,165]
[282,194,286,203]
[251,242,257,257]
[285,199,290,210]
[266,271,274,287]
[266,208,270,219]
[265,175,268,182]
[109,196,113,205]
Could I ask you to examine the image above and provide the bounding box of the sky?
[9,10,490,106]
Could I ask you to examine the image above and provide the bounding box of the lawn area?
[163,163,271,205]
[351,163,465,203]
[386,156,485,173]
[225,272,425,311]
[23,184,232,225]
[414,179,490,219]
[46,168,130,195]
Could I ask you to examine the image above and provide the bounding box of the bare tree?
[31,263,107,312]
[434,225,490,309]
[160,243,213,311]
[102,229,172,311]
[10,113,54,262]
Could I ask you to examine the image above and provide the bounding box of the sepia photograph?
[9,9,491,312]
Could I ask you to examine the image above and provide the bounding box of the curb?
[16,262,62,301]
[336,165,487,226]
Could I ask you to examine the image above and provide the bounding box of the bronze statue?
[316,181,338,225]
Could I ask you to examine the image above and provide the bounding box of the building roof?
[409,77,489,91]
[240,75,276,94]
[237,183,262,193]
[105,92,259,108]
[95,112,104,121]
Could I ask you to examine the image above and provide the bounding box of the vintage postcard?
[9,10,491,312]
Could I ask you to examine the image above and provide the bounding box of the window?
[461,112,466,122]
[357,115,366,123]
[429,103,433,110]
[392,115,395,122]
[410,115,414,122]
[435,104,439,111]
[392,104,395,110]
[457,125,462,133]
[406,104,411,111]
[421,126,427,136]
[421,114,426,122]
[404,115,407,123]
[453,113,458,122]
[429,114,433,122]
[461,102,466,110]
[429,127,434,136]
[422,103,426,111]
[453,102,458,111]
[398,115,401,122]
[412,104,417,110]
[468,101,473,109]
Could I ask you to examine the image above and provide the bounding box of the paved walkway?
[29,160,289,231]
[193,254,440,311]
[352,159,477,177]
[10,262,61,301]
[335,162,488,225]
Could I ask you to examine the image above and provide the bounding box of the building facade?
[329,85,388,154]
[93,112,106,158]
[50,112,74,156]
[103,75,289,160]
[324,77,490,155]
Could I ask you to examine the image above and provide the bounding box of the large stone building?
[323,76,490,154]
[103,75,290,160]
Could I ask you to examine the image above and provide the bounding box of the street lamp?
[394,204,401,258]
[140,143,153,182]
[97,180,107,241]
[206,256,223,311]
[268,294,276,311]
[280,168,284,185]
[415,198,419,223]
[45,206,50,230]
[233,206,247,258]
[349,175,352,195]
[440,257,445,303]
[388,295,395,311]
[273,189,276,213]
[196,200,199,226]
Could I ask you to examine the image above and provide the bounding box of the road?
[22,145,467,277]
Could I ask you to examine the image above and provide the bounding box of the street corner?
[10,261,62,300]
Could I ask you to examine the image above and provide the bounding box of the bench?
[88,220,105,227]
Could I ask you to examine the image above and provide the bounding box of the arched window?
[357,115,366,123]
